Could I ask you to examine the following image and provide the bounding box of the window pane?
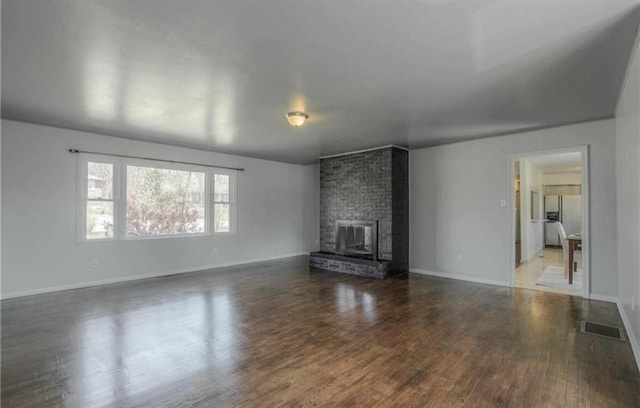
[126,166,206,237]
[214,174,230,202]
[88,162,113,199]
[86,201,114,239]
[214,203,230,233]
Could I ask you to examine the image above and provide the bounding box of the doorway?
[509,147,589,297]
[515,161,521,266]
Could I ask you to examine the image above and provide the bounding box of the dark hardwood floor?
[2,256,639,407]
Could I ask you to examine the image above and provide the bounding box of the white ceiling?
[2,0,640,164]
[527,152,582,174]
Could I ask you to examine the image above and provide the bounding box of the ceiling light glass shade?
[286,111,308,127]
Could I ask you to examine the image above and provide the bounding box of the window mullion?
[86,198,113,203]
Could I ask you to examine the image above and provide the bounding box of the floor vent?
[580,321,625,341]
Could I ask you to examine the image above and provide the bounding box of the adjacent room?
[514,151,586,297]
[2,1,640,406]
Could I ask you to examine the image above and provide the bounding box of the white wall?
[410,119,618,297]
[543,173,582,185]
[519,160,544,262]
[616,33,640,365]
[1,120,319,297]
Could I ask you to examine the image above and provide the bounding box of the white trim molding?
[508,145,590,298]
[409,268,510,288]
[617,301,640,373]
[1,252,308,300]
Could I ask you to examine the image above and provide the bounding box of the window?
[213,174,231,233]
[126,165,206,237]
[85,162,115,240]
[78,156,236,241]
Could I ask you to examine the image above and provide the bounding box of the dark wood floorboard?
[2,256,639,407]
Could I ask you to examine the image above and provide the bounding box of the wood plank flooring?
[2,256,639,407]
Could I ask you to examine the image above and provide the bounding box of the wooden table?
[567,234,582,285]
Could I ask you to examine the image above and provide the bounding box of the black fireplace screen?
[335,220,377,259]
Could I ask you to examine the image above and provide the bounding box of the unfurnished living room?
[1,1,640,407]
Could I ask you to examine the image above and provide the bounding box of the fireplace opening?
[335,220,377,260]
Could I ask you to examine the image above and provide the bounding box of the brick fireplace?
[310,146,408,278]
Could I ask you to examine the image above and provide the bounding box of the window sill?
[78,231,236,244]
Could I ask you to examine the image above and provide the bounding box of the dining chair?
[554,221,578,273]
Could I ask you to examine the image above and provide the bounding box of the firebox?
[335,220,377,260]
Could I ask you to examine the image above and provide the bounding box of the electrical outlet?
[315,239,319,245]
[457,254,463,264]
[91,259,98,268]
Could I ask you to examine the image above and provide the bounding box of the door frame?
[508,145,590,298]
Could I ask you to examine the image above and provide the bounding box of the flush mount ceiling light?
[285,111,308,127]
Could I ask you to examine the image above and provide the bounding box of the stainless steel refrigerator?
[544,195,582,246]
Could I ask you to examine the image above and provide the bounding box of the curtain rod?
[68,149,245,172]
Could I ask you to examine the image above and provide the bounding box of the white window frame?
[211,168,237,235]
[77,154,237,243]
[122,159,210,240]
[77,155,121,243]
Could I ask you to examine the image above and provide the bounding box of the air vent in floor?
[580,321,625,341]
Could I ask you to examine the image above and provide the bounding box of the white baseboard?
[588,293,619,303]
[409,268,510,288]
[617,301,640,373]
[1,252,308,300]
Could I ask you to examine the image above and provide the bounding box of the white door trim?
[508,145,590,298]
